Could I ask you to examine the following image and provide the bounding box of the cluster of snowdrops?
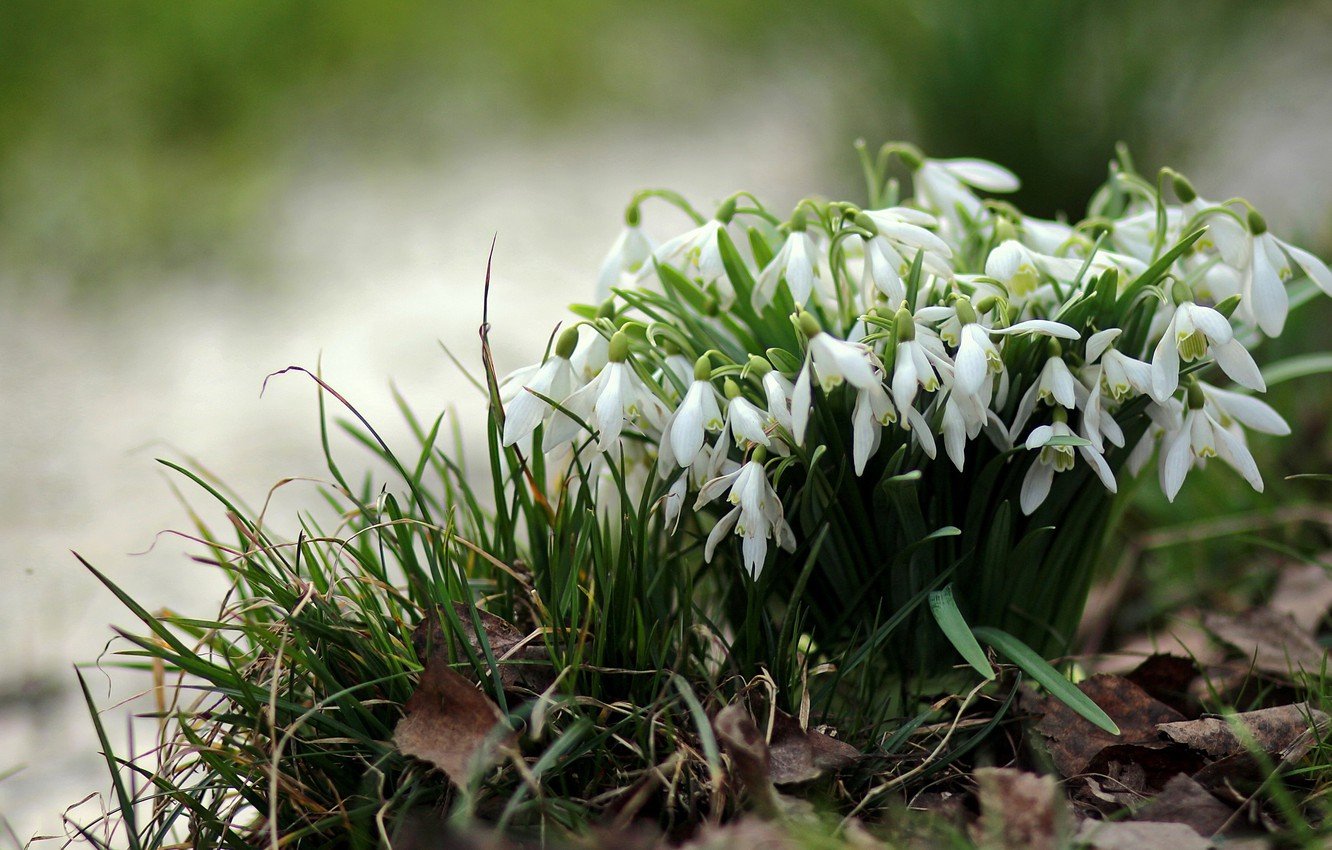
[497,144,1331,577]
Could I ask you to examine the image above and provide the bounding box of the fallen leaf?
[413,604,556,692]
[767,710,859,785]
[1131,773,1234,837]
[1033,675,1186,778]
[1269,561,1332,632]
[1124,654,1201,718]
[974,767,1069,850]
[1202,609,1326,679]
[713,702,771,794]
[1158,703,1330,762]
[714,703,858,789]
[393,654,514,785]
[1073,819,1214,850]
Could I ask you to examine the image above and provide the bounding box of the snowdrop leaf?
[1116,228,1206,309]
[929,585,996,680]
[973,626,1121,735]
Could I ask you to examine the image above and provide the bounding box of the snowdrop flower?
[668,356,724,467]
[753,215,820,310]
[889,306,946,414]
[856,207,953,304]
[852,381,897,475]
[1159,381,1264,501]
[502,326,579,447]
[1009,340,1078,435]
[951,299,1080,399]
[1085,328,1152,402]
[1150,285,1264,402]
[911,154,1019,226]
[570,323,611,381]
[597,216,653,300]
[723,378,771,450]
[696,451,796,577]
[1199,381,1290,438]
[1234,210,1332,337]
[791,313,882,445]
[1020,216,1077,255]
[743,355,796,435]
[1020,417,1116,515]
[545,331,665,451]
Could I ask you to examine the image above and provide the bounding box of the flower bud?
[954,298,978,326]
[555,326,580,360]
[1170,280,1193,305]
[693,354,712,381]
[1247,209,1268,236]
[894,306,915,342]
[746,354,772,376]
[608,331,631,363]
[715,197,737,224]
[1170,171,1198,204]
[789,207,807,233]
[596,299,616,320]
[724,377,742,399]
[1185,377,1205,410]
[797,311,822,338]
[974,295,998,315]
[897,146,924,170]
[853,212,879,235]
[625,204,641,227]
[994,218,1018,243]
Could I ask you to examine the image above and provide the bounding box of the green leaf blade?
[928,585,996,681]
[973,626,1121,735]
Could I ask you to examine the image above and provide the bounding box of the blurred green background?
[4,0,1332,836]
[2,0,1321,288]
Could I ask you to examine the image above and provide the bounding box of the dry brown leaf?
[767,710,859,785]
[1202,608,1326,678]
[1073,819,1214,849]
[1124,654,1201,717]
[1131,773,1234,837]
[1033,674,1186,778]
[393,654,514,785]
[713,703,858,790]
[1158,703,1330,762]
[1269,561,1332,632]
[413,604,556,692]
[973,767,1069,850]
[713,702,771,794]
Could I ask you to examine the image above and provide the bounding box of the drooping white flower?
[502,327,579,447]
[950,299,1080,399]
[597,222,654,300]
[889,306,948,415]
[1009,343,1078,436]
[544,331,665,451]
[722,378,771,450]
[1239,214,1332,337]
[570,324,611,382]
[1085,328,1153,402]
[669,372,724,469]
[790,314,883,445]
[1150,295,1263,402]
[852,381,897,475]
[753,226,820,310]
[913,156,1020,226]
[1159,383,1264,501]
[857,207,954,304]
[696,454,796,577]
[1019,419,1116,515]
[762,368,795,432]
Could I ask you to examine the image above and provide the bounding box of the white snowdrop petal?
[1285,242,1332,296]
[1086,328,1122,364]
[939,158,1021,192]
[1020,461,1055,515]
[994,319,1081,340]
[1208,338,1264,393]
